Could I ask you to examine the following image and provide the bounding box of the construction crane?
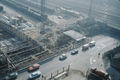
[41,0,45,18]
[40,0,47,34]
[88,0,93,17]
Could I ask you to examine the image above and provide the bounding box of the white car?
[59,54,67,60]
[4,72,18,80]
[28,71,41,80]
[71,50,78,55]
[89,41,96,47]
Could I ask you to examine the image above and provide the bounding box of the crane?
[41,0,45,18]
[88,0,93,17]
[40,0,47,34]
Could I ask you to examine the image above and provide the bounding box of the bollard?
[57,70,59,75]
[63,67,65,72]
[42,75,44,80]
[66,65,70,76]
[68,65,70,72]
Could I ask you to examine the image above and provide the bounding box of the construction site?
[0,0,120,80]
[0,0,88,74]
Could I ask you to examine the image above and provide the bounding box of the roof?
[63,30,85,41]
[33,63,40,67]
[83,44,89,47]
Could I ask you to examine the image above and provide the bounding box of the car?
[71,50,78,55]
[81,36,86,41]
[82,44,89,51]
[89,41,96,47]
[59,54,67,60]
[28,71,41,80]
[28,63,40,72]
[4,72,18,80]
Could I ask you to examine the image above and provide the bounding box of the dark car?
[71,50,78,55]
[4,72,18,80]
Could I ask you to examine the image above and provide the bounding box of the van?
[82,44,89,51]
[89,41,96,47]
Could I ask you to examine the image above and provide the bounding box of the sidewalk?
[63,69,86,80]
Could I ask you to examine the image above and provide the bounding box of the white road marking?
[90,57,93,65]
[93,59,96,63]
[90,57,96,65]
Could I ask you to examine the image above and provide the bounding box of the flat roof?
[63,30,85,41]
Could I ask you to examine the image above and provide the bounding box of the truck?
[87,68,111,80]
[82,44,89,51]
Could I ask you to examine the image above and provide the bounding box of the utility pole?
[41,0,45,18]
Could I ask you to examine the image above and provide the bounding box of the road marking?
[93,59,96,63]
[90,57,93,65]
[90,57,96,65]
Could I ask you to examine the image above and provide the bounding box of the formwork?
[0,21,54,72]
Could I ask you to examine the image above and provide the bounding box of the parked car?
[82,44,89,51]
[28,71,41,80]
[89,41,96,47]
[28,63,40,72]
[59,54,67,60]
[71,50,78,55]
[81,36,86,41]
[4,72,18,80]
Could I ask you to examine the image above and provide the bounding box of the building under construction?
[0,15,52,75]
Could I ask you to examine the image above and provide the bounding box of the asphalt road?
[17,35,120,80]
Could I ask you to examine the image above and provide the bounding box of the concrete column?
[57,70,59,75]
[51,73,53,78]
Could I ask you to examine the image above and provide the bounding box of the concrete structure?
[0,18,46,71]
[63,30,85,41]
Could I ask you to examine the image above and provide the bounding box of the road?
[17,35,120,80]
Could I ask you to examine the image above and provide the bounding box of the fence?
[37,65,70,80]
